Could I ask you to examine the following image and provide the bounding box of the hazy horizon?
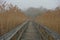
[4,0,60,10]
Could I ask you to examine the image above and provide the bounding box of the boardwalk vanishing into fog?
[0,0,60,40]
[0,20,60,40]
[21,21,41,40]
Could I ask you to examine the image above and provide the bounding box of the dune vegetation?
[0,3,27,36]
[35,7,60,34]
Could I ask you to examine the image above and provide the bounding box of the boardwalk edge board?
[33,22,60,40]
[39,24,60,40]
[0,20,29,40]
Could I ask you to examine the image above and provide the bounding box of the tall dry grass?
[35,7,60,34]
[0,3,27,36]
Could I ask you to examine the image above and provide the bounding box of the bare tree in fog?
[24,7,47,18]
[0,0,6,13]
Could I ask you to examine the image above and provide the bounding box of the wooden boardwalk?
[21,22,41,40]
[0,20,60,40]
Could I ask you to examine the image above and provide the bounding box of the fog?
[1,0,60,18]
[5,0,59,10]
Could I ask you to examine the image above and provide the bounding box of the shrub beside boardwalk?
[0,4,27,36]
[35,7,60,34]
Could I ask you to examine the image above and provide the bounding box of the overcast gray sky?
[5,0,60,10]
